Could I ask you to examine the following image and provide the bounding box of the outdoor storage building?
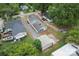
[37,35,54,51]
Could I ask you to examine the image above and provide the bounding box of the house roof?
[37,35,54,50]
[28,14,46,32]
[52,43,77,56]
[7,19,26,38]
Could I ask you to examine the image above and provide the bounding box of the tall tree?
[48,4,79,28]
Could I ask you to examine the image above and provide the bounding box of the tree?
[29,3,51,14]
[0,4,20,21]
[48,4,79,28]
[33,39,42,51]
[65,29,79,45]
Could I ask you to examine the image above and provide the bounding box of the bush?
[33,39,42,51]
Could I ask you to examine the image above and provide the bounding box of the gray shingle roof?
[28,14,45,32]
[7,19,26,37]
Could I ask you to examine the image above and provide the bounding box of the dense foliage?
[29,4,50,14]
[0,4,20,20]
[48,4,79,28]
[33,39,42,51]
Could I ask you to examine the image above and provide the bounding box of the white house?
[52,43,79,56]
[37,35,54,51]
[0,18,4,32]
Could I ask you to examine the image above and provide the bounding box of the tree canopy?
[48,4,79,28]
[33,39,42,51]
[0,4,20,20]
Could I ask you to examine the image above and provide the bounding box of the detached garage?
[37,35,54,51]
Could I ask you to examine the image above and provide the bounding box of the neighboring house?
[7,19,27,40]
[37,35,54,51]
[52,43,79,56]
[0,18,4,33]
[27,14,47,33]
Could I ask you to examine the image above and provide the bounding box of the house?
[27,14,47,33]
[7,19,27,40]
[37,35,54,51]
[0,18,4,33]
[52,43,79,56]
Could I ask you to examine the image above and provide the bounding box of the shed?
[37,35,54,51]
[52,43,79,56]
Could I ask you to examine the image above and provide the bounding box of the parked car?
[2,36,13,41]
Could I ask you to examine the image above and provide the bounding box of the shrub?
[33,39,42,51]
